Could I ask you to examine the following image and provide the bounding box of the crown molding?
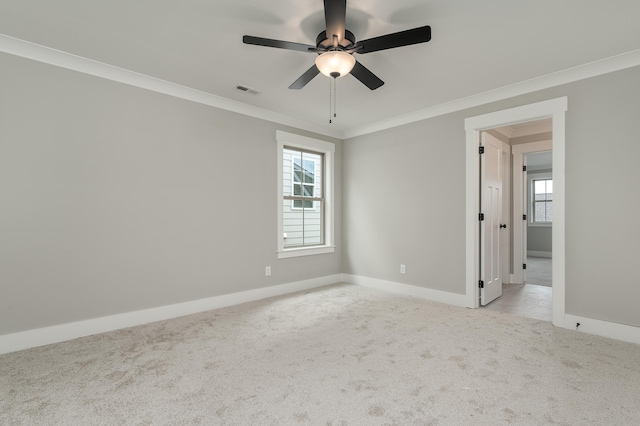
[2,33,640,141]
[0,34,342,140]
[343,48,640,139]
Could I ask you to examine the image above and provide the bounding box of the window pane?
[302,200,324,245]
[293,184,302,196]
[303,159,315,184]
[283,198,304,248]
[293,159,302,183]
[546,180,553,194]
[534,202,545,222]
[546,202,553,222]
[534,180,546,194]
[303,184,314,197]
[283,199,323,247]
[535,194,546,201]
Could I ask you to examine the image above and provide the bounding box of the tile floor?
[483,283,552,322]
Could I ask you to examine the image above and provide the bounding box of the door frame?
[464,97,567,327]
[512,140,552,284]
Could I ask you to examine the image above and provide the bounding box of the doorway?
[464,98,567,327]
[479,121,553,321]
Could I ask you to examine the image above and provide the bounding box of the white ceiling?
[527,151,552,171]
[494,119,552,140]
[1,0,639,136]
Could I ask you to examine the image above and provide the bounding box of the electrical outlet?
[400,264,406,274]
[265,266,271,276]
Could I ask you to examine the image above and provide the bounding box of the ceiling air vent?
[235,85,259,95]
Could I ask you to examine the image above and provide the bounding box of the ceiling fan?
[243,0,431,90]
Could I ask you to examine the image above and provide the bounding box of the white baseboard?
[0,274,341,355]
[563,314,640,346]
[342,274,468,308]
[528,251,552,258]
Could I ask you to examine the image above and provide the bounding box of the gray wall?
[343,116,467,294]
[0,53,342,335]
[527,226,552,254]
[343,65,640,327]
[2,52,640,334]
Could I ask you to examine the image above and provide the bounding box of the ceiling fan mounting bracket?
[316,30,356,51]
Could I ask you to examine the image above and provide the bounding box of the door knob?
[500,224,507,229]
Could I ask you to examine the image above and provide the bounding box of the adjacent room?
[2,1,640,424]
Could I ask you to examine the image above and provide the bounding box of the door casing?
[464,97,567,327]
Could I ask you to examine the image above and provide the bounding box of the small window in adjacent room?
[277,131,335,258]
[532,178,553,223]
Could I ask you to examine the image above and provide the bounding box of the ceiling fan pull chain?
[329,77,332,124]
[334,76,337,119]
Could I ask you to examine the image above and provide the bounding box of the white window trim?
[277,131,335,258]
[528,171,553,227]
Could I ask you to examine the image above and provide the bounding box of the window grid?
[532,178,553,223]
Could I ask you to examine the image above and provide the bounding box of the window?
[277,131,335,258]
[290,153,319,210]
[532,178,553,223]
[284,148,323,246]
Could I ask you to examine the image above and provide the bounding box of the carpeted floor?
[2,283,639,425]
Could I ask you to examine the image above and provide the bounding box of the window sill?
[528,222,552,228]
[277,245,335,259]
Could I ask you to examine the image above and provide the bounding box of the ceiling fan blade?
[350,61,384,90]
[243,35,316,53]
[324,0,347,43]
[355,25,431,54]
[289,65,320,90]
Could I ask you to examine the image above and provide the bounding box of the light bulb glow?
[315,51,356,78]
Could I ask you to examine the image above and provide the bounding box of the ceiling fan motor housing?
[316,30,356,51]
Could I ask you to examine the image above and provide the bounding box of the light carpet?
[2,283,639,425]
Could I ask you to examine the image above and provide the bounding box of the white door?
[480,133,503,305]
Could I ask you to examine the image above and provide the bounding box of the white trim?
[564,314,640,346]
[0,34,342,140]
[277,131,335,259]
[464,98,567,329]
[345,49,640,139]
[342,274,467,307]
[2,34,640,140]
[528,251,552,258]
[277,245,336,258]
[0,274,342,355]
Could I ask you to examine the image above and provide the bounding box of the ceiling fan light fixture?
[315,51,356,78]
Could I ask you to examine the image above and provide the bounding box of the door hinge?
[479,280,484,289]
[523,214,527,220]
[523,165,527,172]
[479,146,485,154]
[523,263,527,270]
[479,213,485,221]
